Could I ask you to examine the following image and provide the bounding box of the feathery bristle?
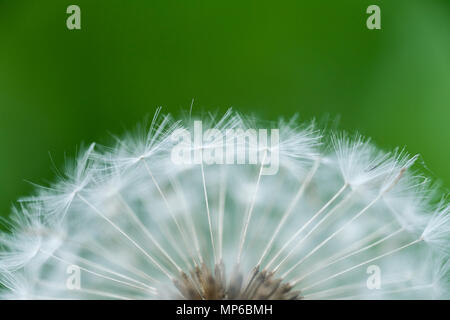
[0,110,448,300]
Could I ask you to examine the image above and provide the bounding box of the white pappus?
[0,109,448,300]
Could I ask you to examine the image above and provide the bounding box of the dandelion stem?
[41,249,157,293]
[59,249,156,291]
[74,288,136,300]
[77,194,174,280]
[299,238,423,290]
[200,160,217,264]
[283,153,411,274]
[265,183,349,271]
[276,194,381,274]
[170,176,203,265]
[238,150,267,264]
[74,241,159,284]
[218,167,227,262]
[303,277,411,299]
[288,226,405,282]
[117,194,183,273]
[320,221,396,264]
[337,284,433,300]
[142,159,194,265]
[257,159,320,266]
[303,282,366,299]
[38,279,148,300]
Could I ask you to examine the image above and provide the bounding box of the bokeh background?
[0,0,449,223]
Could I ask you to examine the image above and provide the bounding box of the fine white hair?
[0,109,448,300]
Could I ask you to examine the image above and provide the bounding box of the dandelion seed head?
[0,109,448,300]
[422,203,450,255]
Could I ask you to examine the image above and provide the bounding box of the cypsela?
[171,120,280,175]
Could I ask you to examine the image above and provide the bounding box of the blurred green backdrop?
[0,0,449,220]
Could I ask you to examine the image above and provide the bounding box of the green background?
[0,0,449,221]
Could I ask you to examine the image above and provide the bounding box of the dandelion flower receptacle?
[0,110,448,300]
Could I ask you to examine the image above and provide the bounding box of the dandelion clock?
[0,109,448,300]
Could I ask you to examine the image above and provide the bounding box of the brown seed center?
[173,263,301,300]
